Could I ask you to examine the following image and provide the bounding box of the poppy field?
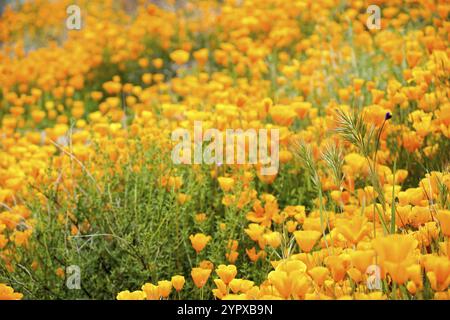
[0,0,450,300]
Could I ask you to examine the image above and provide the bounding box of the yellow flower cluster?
[0,0,449,300]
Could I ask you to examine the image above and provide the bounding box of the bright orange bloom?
[191,267,212,288]
[157,280,172,298]
[170,49,190,65]
[437,210,450,237]
[116,290,146,300]
[293,230,321,253]
[189,233,211,254]
[372,235,418,285]
[218,177,235,192]
[268,260,308,299]
[423,255,450,292]
[216,265,238,285]
[141,283,160,300]
[0,284,23,300]
[171,275,186,292]
[335,216,371,245]
[308,266,329,287]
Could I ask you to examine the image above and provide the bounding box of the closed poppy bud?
[31,261,39,271]
[216,264,237,285]
[406,281,417,295]
[395,170,408,183]
[55,267,65,278]
[227,240,239,251]
[191,267,211,288]
[226,250,239,264]
[171,275,185,292]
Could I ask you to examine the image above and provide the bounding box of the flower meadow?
[0,0,449,301]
